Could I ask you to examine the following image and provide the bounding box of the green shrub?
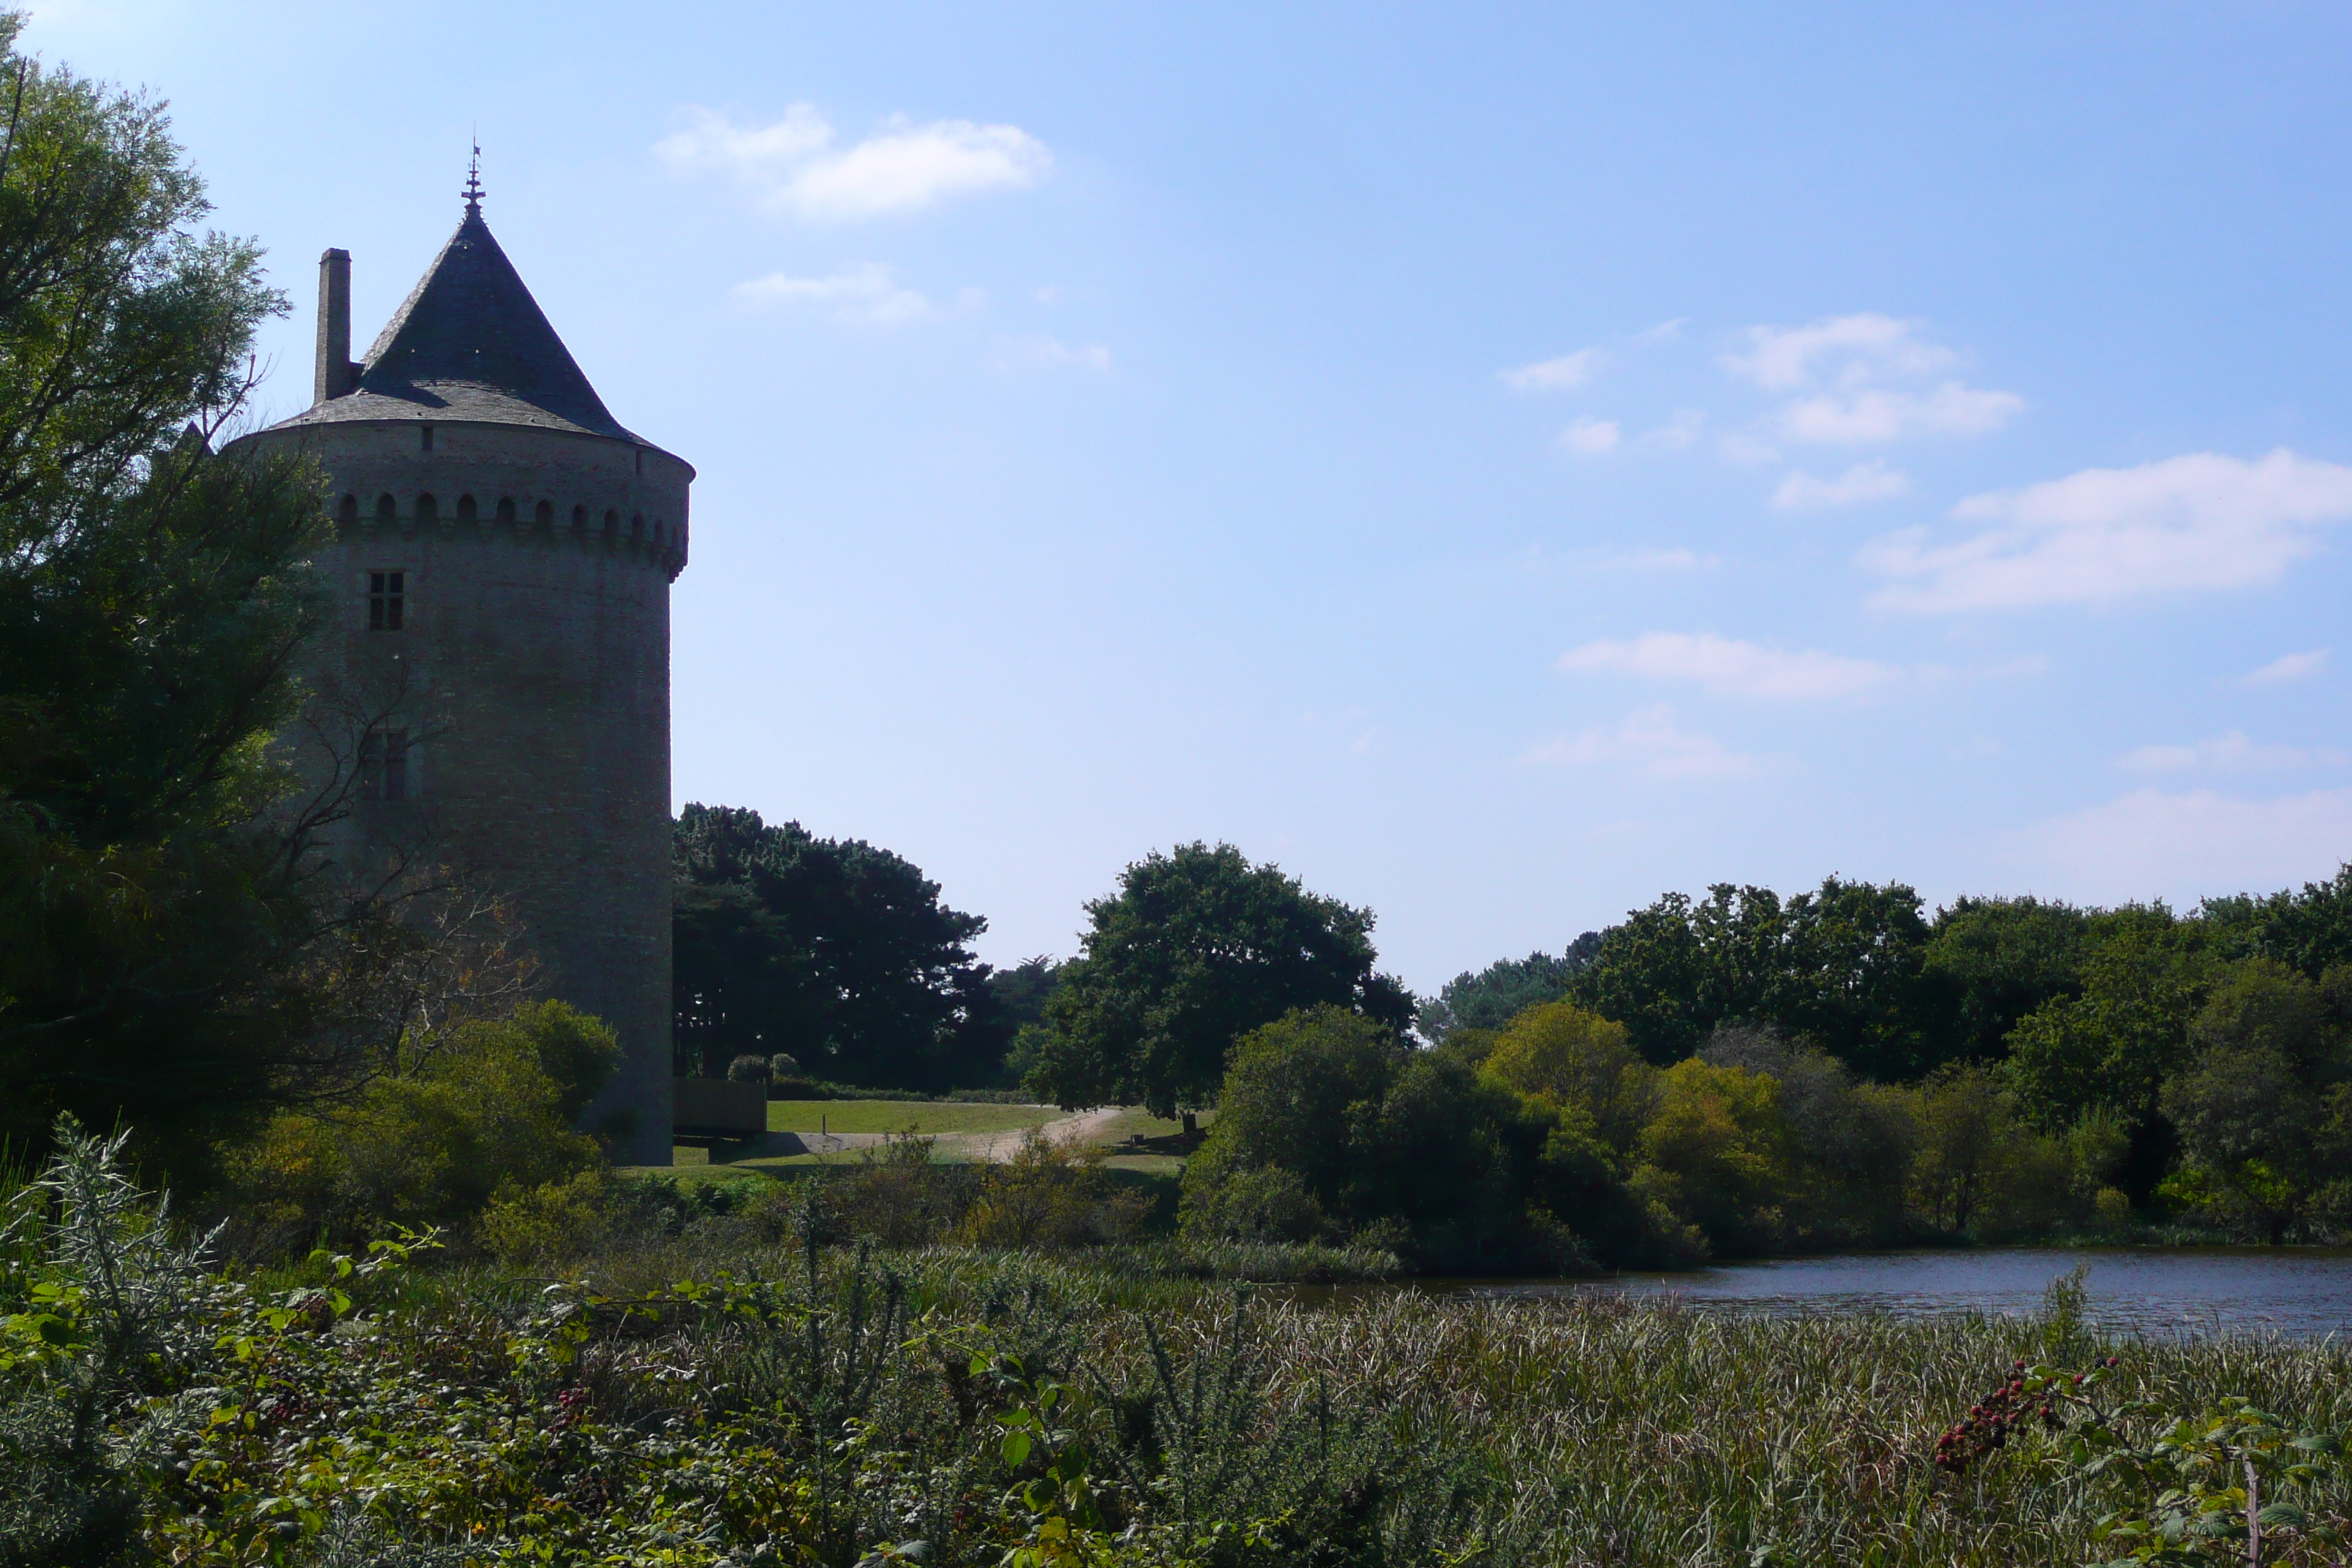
[223,1001,617,1248]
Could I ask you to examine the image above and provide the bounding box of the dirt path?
[944,1105,1126,1164]
[748,1106,1128,1164]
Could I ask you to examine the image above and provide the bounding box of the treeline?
[1177,871,2352,1263]
[670,819,2352,1258]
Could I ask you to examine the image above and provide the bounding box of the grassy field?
[764,1097,1063,1136]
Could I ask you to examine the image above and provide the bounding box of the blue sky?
[31,1,2352,991]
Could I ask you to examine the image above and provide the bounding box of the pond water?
[1432,1249,2352,1338]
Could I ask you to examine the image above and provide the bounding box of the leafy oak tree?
[1418,934,1601,1043]
[1023,842,1415,1129]
[1568,878,1942,1075]
[671,804,1010,1091]
[0,25,342,1180]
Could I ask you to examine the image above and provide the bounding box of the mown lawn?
[765,1098,1063,1136]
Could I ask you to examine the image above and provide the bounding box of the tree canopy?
[1417,935,1600,1043]
[671,803,1009,1091]
[0,27,347,1180]
[1022,841,1415,1122]
[1566,878,1942,1077]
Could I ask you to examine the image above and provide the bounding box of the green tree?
[671,804,1009,1091]
[0,26,342,1181]
[1177,1005,1399,1226]
[1480,1000,1654,1155]
[1569,878,1941,1075]
[1417,935,1599,1042]
[2156,960,2348,1243]
[1923,894,2092,1060]
[1631,1058,1796,1254]
[2003,908,2210,1196]
[1905,1060,2072,1238]
[2201,863,2352,979]
[1774,878,1942,1079]
[1024,842,1414,1127]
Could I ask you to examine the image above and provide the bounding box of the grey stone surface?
[228,203,690,1166]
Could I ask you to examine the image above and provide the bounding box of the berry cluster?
[553,1387,591,1428]
[1932,1357,2119,1474]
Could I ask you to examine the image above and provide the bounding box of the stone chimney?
[313,249,358,403]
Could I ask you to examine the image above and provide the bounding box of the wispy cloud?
[1778,382,2023,443]
[1772,461,1912,511]
[1559,631,1897,700]
[1006,336,1112,371]
[1502,348,1604,391]
[658,105,1052,220]
[1723,313,1958,392]
[733,263,932,323]
[2244,649,2329,686]
[2119,731,2345,774]
[1558,417,1621,453]
[1523,706,1762,779]
[1861,449,2352,613]
[2007,787,2352,906]
[1643,409,1707,451]
[1632,317,1689,345]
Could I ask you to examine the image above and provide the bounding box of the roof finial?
[462,137,484,216]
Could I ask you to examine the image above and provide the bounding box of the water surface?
[1446,1249,2352,1338]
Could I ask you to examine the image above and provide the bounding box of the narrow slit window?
[367,570,405,631]
[358,727,410,802]
[421,424,434,451]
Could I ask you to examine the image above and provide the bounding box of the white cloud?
[733,263,931,324]
[1558,631,1897,700]
[1523,706,1761,780]
[1724,313,1958,391]
[1718,431,1782,466]
[1643,409,1708,451]
[2005,787,2352,907]
[1007,335,1112,371]
[2119,731,2345,774]
[1558,417,1621,453]
[1632,317,1689,345]
[1772,461,1912,511]
[1502,349,1604,391]
[1862,449,2352,613]
[2245,649,2329,686]
[1779,382,2023,444]
[657,105,1052,219]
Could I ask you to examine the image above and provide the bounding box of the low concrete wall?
[673,1077,767,1138]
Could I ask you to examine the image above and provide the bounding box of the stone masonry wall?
[236,418,689,1166]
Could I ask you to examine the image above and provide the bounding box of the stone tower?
[232,179,690,1165]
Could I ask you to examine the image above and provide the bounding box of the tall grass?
[8,1127,2349,1567]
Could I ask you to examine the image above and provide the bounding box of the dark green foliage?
[1567,878,1942,1076]
[1180,1006,1602,1270]
[1417,937,1597,1042]
[988,954,1068,1032]
[2155,960,2352,1243]
[1024,843,1416,1120]
[671,802,1011,1091]
[0,24,337,1184]
[2203,864,2352,980]
[1923,895,2093,1060]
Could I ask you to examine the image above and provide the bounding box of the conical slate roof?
[269,206,649,444]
